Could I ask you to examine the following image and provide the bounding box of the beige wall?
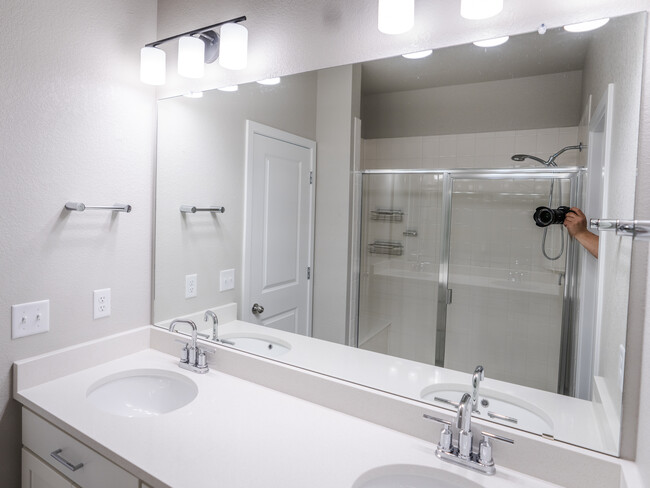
[0,0,158,485]
[362,71,583,139]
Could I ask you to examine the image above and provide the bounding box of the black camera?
[533,206,574,227]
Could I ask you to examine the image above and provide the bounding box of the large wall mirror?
[154,12,646,456]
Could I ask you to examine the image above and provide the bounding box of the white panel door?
[244,122,316,335]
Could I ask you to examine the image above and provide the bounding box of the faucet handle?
[478,431,514,467]
[423,414,453,453]
[174,339,190,363]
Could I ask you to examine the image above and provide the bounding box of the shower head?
[511,154,549,166]
[511,143,586,167]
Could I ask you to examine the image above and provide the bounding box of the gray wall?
[155,73,317,322]
[361,71,583,139]
[0,1,157,485]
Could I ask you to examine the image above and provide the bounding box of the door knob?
[252,303,265,314]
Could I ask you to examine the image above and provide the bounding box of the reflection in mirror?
[154,13,646,456]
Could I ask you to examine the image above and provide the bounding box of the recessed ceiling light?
[218,85,239,92]
[183,91,204,98]
[402,49,433,60]
[473,36,510,48]
[460,0,503,20]
[257,77,281,86]
[564,18,610,33]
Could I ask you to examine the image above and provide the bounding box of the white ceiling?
[361,25,595,95]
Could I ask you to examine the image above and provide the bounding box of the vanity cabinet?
[22,449,75,488]
[22,408,140,488]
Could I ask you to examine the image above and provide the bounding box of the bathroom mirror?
[154,13,645,456]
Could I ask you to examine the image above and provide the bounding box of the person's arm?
[563,207,599,258]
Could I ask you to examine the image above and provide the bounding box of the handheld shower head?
[511,154,549,166]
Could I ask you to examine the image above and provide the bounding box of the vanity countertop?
[15,345,567,488]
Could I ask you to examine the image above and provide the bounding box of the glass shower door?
[357,172,443,365]
[439,172,579,393]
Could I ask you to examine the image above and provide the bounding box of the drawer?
[22,408,139,488]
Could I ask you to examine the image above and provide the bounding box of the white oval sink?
[353,464,483,488]
[221,333,291,357]
[86,369,198,417]
[421,384,553,435]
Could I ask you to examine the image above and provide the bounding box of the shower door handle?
[590,219,650,241]
[252,303,265,314]
[446,289,453,305]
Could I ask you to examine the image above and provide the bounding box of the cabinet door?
[22,449,75,488]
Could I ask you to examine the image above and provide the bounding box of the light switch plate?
[12,299,50,339]
[220,269,235,291]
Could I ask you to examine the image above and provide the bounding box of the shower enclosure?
[356,167,584,395]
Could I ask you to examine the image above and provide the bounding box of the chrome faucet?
[203,310,235,345]
[169,319,211,374]
[204,310,218,340]
[472,365,484,412]
[423,391,514,475]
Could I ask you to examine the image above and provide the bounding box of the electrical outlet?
[94,288,111,319]
[12,300,50,339]
[185,274,197,298]
[220,269,235,291]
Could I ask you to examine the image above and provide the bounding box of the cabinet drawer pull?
[50,448,84,472]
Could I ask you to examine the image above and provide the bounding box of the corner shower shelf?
[368,241,403,256]
[370,209,403,222]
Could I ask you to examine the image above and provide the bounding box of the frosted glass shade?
[378,0,414,35]
[564,18,610,33]
[460,0,503,20]
[219,23,248,70]
[473,36,509,47]
[140,47,166,85]
[178,36,205,78]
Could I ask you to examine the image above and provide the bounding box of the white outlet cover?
[12,299,50,339]
[220,269,235,291]
[94,288,111,319]
[186,274,197,298]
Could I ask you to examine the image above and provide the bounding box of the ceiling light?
[218,85,239,92]
[178,36,205,78]
[564,18,610,33]
[461,0,503,20]
[378,0,414,35]
[473,36,509,47]
[257,78,281,86]
[140,47,166,85]
[219,23,248,70]
[139,16,247,86]
[402,49,433,60]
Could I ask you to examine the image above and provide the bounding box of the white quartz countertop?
[16,348,566,488]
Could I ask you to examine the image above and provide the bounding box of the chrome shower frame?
[358,167,585,395]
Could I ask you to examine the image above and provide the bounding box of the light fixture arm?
[145,16,246,48]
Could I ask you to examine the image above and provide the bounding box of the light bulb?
[460,0,503,20]
[378,0,414,35]
[140,47,166,85]
[473,36,509,47]
[257,78,281,86]
[218,85,239,92]
[178,36,205,78]
[402,49,433,59]
[219,23,248,70]
[564,18,610,33]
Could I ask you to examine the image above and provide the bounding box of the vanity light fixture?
[460,0,503,20]
[378,0,414,35]
[257,77,281,86]
[402,49,433,59]
[473,35,509,47]
[563,18,610,33]
[218,85,239,92]
[140,16,247,85]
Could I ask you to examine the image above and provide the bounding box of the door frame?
[242,120,317,334]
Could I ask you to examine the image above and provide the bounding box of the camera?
[533,206,573,227]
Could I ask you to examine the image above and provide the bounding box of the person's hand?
[563,207,588,238]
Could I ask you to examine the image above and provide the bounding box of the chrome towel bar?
[180,205,225,214]
[590,219,650,241]
[65,202,132,212]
